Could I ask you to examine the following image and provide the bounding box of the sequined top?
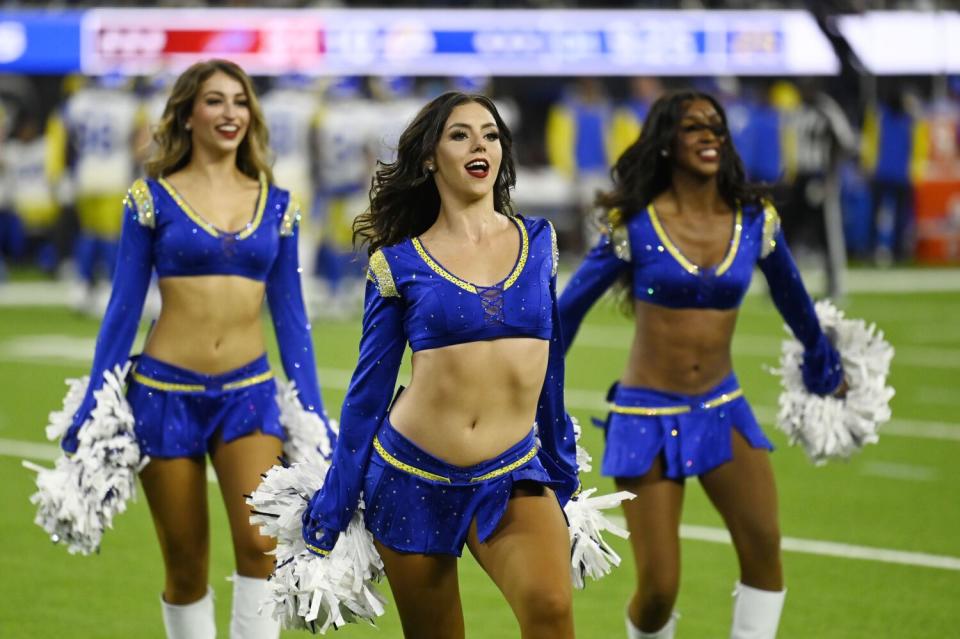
[61,177,330,452]
[304,215,579,550]
[558,201,843,394]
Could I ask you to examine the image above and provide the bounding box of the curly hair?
[144,59,272,182]
[597,89,770,310]
[353,91,516,255]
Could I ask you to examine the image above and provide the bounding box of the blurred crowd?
[1,70,959,313]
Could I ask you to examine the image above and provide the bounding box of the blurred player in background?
[777,78,857,298]
[546,77,615,249]
[62,73,143,313]
[2,112,64,275]
[311,76,380,317]
[610,76,664,161]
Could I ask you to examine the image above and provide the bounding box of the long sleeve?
[757,208,843,395]
[303,274,406,552]
[558,230,630,352]
[536,271,581,506]
[62,194,153,452]
[265,211,332,442]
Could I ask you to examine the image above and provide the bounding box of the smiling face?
[430,100,503,206]
[186,70,250,157]
[671,98,727,179]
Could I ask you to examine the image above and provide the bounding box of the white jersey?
[64,87,141,196]
[369,97,422,167]
[315,97,380,195]
[261,87,319,204]
[4,137,56,217]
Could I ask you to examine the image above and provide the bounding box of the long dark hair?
[353,91,516,255]
[598,90,769,311]
[597,89,766,222]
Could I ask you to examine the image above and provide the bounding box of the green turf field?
[1,281,958,638]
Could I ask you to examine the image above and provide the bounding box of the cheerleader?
[36,60,334,639]
[298,91,617,638]
[559,90,848,639]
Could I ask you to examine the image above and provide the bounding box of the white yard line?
[10,437,958,571]
[859,461,939,482]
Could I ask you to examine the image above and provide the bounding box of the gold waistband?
[130,369,274,393]
[373,436,539,484]
[610,388,744,416]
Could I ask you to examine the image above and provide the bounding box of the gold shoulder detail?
[609,212,631,262]
[128,178,155,228]
[280,195,301,237]
[547,220,559,277]
[368,250,399,297]
[761,201,780,259]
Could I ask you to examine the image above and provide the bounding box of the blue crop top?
[302,215,580,552]
[558,201,843,395]
[61,176,333,452]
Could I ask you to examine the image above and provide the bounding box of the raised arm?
[558,224,630,352]
[757,203,844,395]
[265,195,334,444]
[302,251,406,554]
[62,180,154,452]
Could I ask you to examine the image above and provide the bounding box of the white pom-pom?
[565,488,635,589]
[248,462,385,633]
[571,415,593,473]
[275,380,337,465]
[23,362,147,555]
[772,300,895,464]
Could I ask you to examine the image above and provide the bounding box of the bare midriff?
[621,299,739,395]
[143,275,267,374]
[389,337,549,466]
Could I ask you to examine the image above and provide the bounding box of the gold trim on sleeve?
[279,195,300,238]
[368,250,399,297]
[304,543,330,556]
[128,178,155,228]
[761,201,780,259]
[548,220,559,278]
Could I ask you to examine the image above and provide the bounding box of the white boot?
[730,581,786,639]
[161,587,216,639]
[626,609,679,639]
[229,574,280,639]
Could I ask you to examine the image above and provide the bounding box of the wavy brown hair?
[353,91,516,255]
[598,89,769,310]
[144,59,273,182]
